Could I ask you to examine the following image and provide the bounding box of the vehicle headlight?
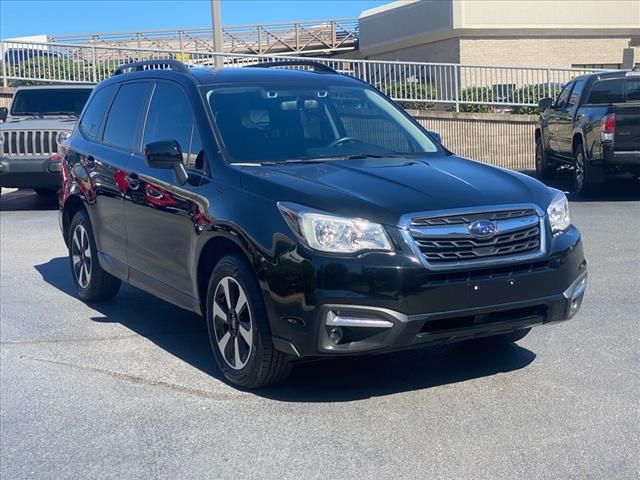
[56,130,72,147]
[547,189,571,234]
[278,202,393,253]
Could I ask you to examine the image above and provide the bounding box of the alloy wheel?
[212,276,253,370]
[71,224,92,289]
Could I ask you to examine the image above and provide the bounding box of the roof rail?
[113,59,190,76]
[247,60,337,73]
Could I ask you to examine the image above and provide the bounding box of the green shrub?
[457,86,495,113]
[383,81,436,110]
[509,83,562,114]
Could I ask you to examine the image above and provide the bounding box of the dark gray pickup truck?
[535,71,640,194]
[0,85,93,193]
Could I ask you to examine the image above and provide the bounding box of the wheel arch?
[195,232,255,316]
[61,194,88,247]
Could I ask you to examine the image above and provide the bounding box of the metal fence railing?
[0,40,608,110]
[48,18,359,55]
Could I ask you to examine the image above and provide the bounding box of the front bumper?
[0,156,61,189]
[265,226,587,358]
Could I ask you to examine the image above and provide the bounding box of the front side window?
[204,83,438,163]
[102,82,149,151]
[143,82,201,168]
[10,88,92,116]
[555,82,573,108]
[568,79,585,108]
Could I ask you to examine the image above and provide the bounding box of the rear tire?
[206,255,292,389]
[535,137,555,180]
[574,143,599,195]
[68,210,121,302]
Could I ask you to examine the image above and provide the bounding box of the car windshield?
[203,83,439,163]
[10,88,92,116]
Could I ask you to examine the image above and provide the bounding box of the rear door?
[93,82,151,272]
[123,80,207,309]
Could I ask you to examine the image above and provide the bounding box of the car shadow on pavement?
[0,188,59,211]
[35,256,536,401]
[522,170,640,202]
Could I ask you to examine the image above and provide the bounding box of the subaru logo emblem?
[468,220,498,239]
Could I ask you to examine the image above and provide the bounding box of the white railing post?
[91,45,97,83]
[453,65,460,112]
[1,42,7,87]
[546,67,551,99]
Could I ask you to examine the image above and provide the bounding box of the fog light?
[328,327,344,345]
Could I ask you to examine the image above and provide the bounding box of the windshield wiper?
[46,111,78,117]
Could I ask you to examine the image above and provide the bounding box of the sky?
[0,0,388,39]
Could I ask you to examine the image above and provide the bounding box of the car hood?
[0,117,78,130]
[240,155,554,226]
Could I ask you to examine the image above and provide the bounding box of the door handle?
[125,173,140,190]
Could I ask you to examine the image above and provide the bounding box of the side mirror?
[0,107,8,122]
[538,97,553,111]
[143,139,188,185]
[427,130,442,144]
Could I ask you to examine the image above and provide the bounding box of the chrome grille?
[1,130,59,157]
[409,208,545,268]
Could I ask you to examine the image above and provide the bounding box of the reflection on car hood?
[240,155,554,226]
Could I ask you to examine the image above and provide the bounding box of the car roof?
[98,65,361,89]
[14,85,94,91]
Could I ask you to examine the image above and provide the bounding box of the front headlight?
[278,202,393,254]
[547,189,571,234]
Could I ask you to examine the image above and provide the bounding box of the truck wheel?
[68,210,121,302]
[206,255,292,389]
[535,137,555,180]
[574,143,599,195]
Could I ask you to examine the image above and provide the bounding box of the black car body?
[58,60,587,388]
[535,70,640,193]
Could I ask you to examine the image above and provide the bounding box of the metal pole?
[210,0,224,68]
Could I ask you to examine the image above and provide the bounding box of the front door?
[123,80,207,309]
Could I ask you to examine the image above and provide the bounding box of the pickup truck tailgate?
[614,103,640,152]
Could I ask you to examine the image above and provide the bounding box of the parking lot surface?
[1,179,639,480]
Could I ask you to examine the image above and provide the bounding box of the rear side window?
[103,82,149,151]
[626,79,640,102]
[79,85,116,140]
[588,79,625,104]
[142,82,201,168]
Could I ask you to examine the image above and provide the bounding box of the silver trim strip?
[327,315,394,329]
[410,214,539,238]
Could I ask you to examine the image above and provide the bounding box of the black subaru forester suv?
[59,60,587,388]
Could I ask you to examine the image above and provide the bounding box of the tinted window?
[103,83,149,151]
[79,85,116,140]
[206,84,437,163]
[626,78,640,102]
[10,88,92,116]
[568,79,585,107]
[143,82,201,168]
[555,82,573,108]
[588,79,625,104]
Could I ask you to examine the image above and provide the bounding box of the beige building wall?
[459,37,640,68]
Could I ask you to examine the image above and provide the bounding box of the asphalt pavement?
[1,178,639,479]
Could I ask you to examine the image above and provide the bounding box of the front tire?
[535,137,555,180]
[68,210,121,302]
[206,255,292,389]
